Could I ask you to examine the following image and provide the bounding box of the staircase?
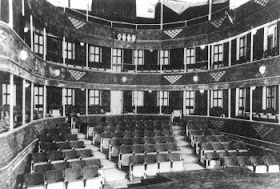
[72,129,129,189]
[171,123,204,171]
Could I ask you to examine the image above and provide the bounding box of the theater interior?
[1,0,280,188]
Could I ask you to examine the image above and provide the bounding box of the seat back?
[120,145,133,154]
[82,165,99,178]
[32,152,48,163]
[123,138,134,145]
[70,160,86,169]
[222,156,237,166]
[52,161,70,171]
[64,150,79,160]
[144,137,155,144]
[56,141,71,150]
[65,167,82,182]
[24,172,44,187]
[132,144,144,154]
[144,154,157,164]
[78,149,93,158]
[34,163,53,173]
[129,155,144,165]
[84,158,102,168]
[156,143,168,153]
[47,150,64,161]
[45,169,64,183]
[169,153,181,161]
[144,144,156,153]
[70,141,85,149]
[237,156,251,166]
[157,153,169,162]
[132,137,144,144]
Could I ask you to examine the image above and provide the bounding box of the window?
[266,86,276,110]
[238,88,246,115]
[134,50,144,65]
[64,41,75,60]
[267,24,277,55]
[112,48,123,64]
[186,48,195,64]
[158,91,169,106]
[239,36,246,58]
[132,91,144,106]
[34,86,44,111]
[89,90,100,105]
[65,88,74,105]
[2,84,16,106]
[212,90,223,107]
[160,50,169,65]
[185,91,195,115]
[213,44,223,69]
[89,46,101,63]
[34,30,44,55]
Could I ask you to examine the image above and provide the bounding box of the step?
[101,159,117,169]
[174,135,186,141]
[183,163,205,171]
[79,139,92,145]
[178,146,193,154]
[104,180,128,189]
[77,133,86,139]
[71,128,79,134]
[180,154,198,163]
[171,126,183,130]
[103,168,127,183]
[176,140,190,147]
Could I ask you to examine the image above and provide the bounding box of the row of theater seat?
[23,166,102,189]
[39,141,85,152]
[32,149,94,170]
[117,143,179,168]
[39,134,78,143]
[222,155,280,173]
[128,153,183,180]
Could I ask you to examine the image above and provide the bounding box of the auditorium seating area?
[21,123,103,189]
[186,121,280,173]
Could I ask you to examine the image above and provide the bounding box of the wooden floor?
[128,167,280,189]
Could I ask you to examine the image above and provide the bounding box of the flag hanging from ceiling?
[210,15,227,28]
[136,0,159,18]
[163,0,228,14]
[254,0,269,6]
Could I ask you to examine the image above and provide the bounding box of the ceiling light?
[199,89,205,94]
[200,45,206,49]
[54,69,60,76]
[122,76,127,83]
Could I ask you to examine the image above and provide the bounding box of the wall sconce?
[24,27,29,33]
[54,69,60,76]
[80,42,85,46]
[193,75,198,82]
[20,50,28,60]
[259,65,266,75]
[199,89,205,94]
[122,76,127,83]
[252,28,257,35]
[251,86,256,90]
[24,82,30,88]
[149,49,153,52]
[81,88,85,91]
[148,90,152,93]
[200,45,206,49]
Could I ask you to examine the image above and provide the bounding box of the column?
[62,36,66,65]
[249,86,254,121]
[207,90,210,116]
[251,29,254,62]
[208,45,211,70]
[184,48,187,72]
[134,91,138,114]
[228,39,232,67]
[228,88,231,118]
[62,87,66,117]
[30,82,34,121]
[183,90,186,115]
[30,15,34,51]
[43,85,47,118]
[159,91,162,114]
[208,0,213,21]
[86,43,89,68]
[8,0,13,28]
[9,74,14,130]
[43,28,47,60]
[278,85,280,124]
[22,79,26,125]
[110,91,123,114]
[85,89,88,115]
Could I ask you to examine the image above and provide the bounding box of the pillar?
[22,79,26,125]
[9,74,14,130]
[110,90,123,114]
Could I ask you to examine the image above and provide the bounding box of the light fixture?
[122,76,127,83]
[149,49,153,52]
[148,90,152,93]
[54,69,60,76]
[259,65,266,75]
[199,89,205,94]
[251,86,256,90]
[252,28,257,35]
[193,75,198,82]
[200,45,206,49]
[81,88,85,91]
[24,27,29,33]
[80,42,85,46]
[24,83,30,88]
[20,50,28,60]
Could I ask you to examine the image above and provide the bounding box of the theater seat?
[249,156,267,173]
[144,154,158,177]
[118,145,133,168]
[205,152,221,169]
[45,170,64,189]
[64,167,84,189]
[23,172,45,189]
[82,165,102,189]
[263,156,280,173]
[157,153,171,173]
[129,155,145,180]
[169,153,184,172]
